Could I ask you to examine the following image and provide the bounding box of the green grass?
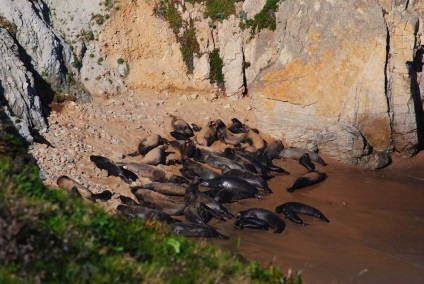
[179,21,200,74]
[205,0,236,21]
[245,0,284,34]
[0,123,302,283]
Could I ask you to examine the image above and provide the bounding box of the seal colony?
[56,114,330,239]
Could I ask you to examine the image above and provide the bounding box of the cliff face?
[0,0,423,167]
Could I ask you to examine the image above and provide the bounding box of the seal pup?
[236,208,286,234]
[245,127,267,151]
[117,204,180,224]
[277,147,328,166]
[275,202,330,224]
[299,153,315,172]
[286,171,327,192]
[135,182,188,196]
[117,162,188,183]
[139,145,170,165]
[169,114,194,137]
[169,139,202,161]
[195,120,218,146]
[57,175,112,202]
[218,164,272,193]
[127,133,167,157]
[216,119,247,145]
[264,139,284,161]
[131,187,186,216]
[171,222,229,239]
[90,155,132,184]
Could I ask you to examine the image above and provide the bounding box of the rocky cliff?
[0,0,423,167]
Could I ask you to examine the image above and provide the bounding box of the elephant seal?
[117,162,188,183]
[200,175,259,192]
[277,147,328,166]
[169,139,202,161]
[228,117,246,133]
[234,217,270,230]
[57,175,112,202]
[201,149,245,171]
[133,182,188,196]
[286,171,327,192]
[245,127,267,151]
[236,208,286,234]
[131,187,186,216]
[139,145,170,165]
[218,164,272,193]
[264,139,284,161]
[117,204,180,224]
[299,153,315,172]
[223,148,257,173]
[275,202,330,224]
[216,119,247,145]
[171,222,229,239]
[204,186,260,203]
[184,201,213,225]
[195,120,218,146]
[169,114,194,137]
[127,133,167,157]
[180,156,220,180]
[90,155,133,183]
[185,178,233,220]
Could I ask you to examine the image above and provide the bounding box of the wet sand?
[207,152,424,283]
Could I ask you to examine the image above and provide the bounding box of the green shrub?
[205,0,236,21]
[117,58,125,65]
[179,21,200,74]
[245,0,284,34]
[209,48,224,85]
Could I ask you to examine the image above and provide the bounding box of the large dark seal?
[180,156,220,181]
[286,171,327,192]
[185,178,233,220]
[201,149,245,171]
[218,164,272,193]
[216,119,247,145]
[171,222,229,239]
[299,153,315,172]
[57,175,112,202]
[275,202,330,225]
[184,201,213,225]
[234,217,270,230]
[277,147,328,166]
[236,208,286,234]
[264,139,284,161]
[90,155,133,183]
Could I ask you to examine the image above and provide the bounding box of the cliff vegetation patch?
[245,0,284,34]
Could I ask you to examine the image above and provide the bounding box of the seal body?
[127,133,166,157]
[219,164,272,193]
[171,223,229,239]
[131,187,186,216]
[57,175,112,202]
[90,155,132,183]
[118,162,188,183]
[287,171,327,192]
[236,208,286,234]
[180,156,220,180]
[117,204,180,224]
[133,182,188,196]
[299,153,315,172]
[195,121,218,146]
[234,217,270,230]
[275,202,330,223]
[169,114,193,137]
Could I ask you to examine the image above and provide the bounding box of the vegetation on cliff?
[0,123,301,283]
[245,0,284,34]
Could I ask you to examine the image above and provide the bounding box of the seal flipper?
[315,212,330,223]
[284,211,309,226]
[286,177,310,192]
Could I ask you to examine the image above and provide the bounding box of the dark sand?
[207,151,424,283]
